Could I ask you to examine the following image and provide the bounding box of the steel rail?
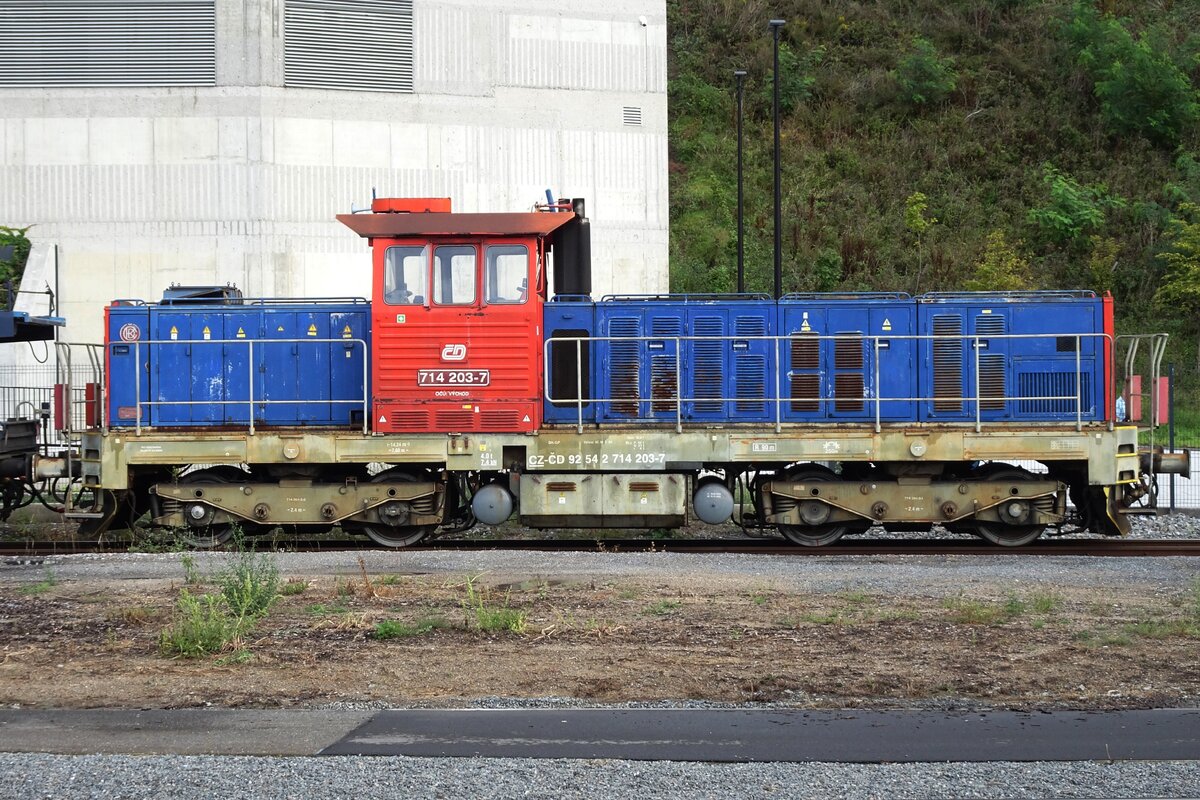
[3,538,1200,559]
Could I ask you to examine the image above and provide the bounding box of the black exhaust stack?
[551,198,592,297]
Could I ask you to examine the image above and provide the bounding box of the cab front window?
[485,244,529,304]
[383,245,428,305]
[434,245,477,305]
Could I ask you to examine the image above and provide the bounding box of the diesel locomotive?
[63,196,1185,547]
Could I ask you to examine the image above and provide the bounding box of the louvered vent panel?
[389,410,428,430]
[834,335,865,412]
[978,354,1006,410]
[692,316,724,414]
[975,314,1006,411]
[734,315,768,414]
[0,0,216,87]
[434,411,474,430]
[480,410,519,429]
[735,356,767,413]
[932,315,964,412]
[650,316,682,414]
[622,106,643,125]
[789,334,821,412]
[1018,372,1090,415]
[608,317,641,417]
[285,0,413,93]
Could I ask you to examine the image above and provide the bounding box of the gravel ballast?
[2,753,1198,800]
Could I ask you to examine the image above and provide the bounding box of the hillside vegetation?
[667,0,1200,382]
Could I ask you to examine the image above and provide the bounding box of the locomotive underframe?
[76,422,1141,540]
[81,422,1139,489]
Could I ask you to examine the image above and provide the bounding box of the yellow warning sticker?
[342,325,352,339]
[236,327,246,338]
[800,311,812,333]
[882,318,892,332]
[169,326,179,341]
[277,325,285,332]
[202,326,211,340]
[307,323,318,337]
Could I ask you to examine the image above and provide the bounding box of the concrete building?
[0,0,668,346]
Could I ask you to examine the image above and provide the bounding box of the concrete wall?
[0,0,668,345]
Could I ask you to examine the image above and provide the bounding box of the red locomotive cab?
[339,201,577,433]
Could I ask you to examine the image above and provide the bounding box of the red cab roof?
[338,211,576,239]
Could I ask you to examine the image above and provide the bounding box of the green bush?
[0,226,31,288]
[966,230,1032,290]
[1027,165,1124,248]
[893,37,956,108]
[1064,3,1199,146]
[159,591,238,657]
[219,548,280,621]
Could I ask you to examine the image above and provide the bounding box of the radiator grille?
[932,315,963,412]
[833,334,865,412]
[979,354,1006,411]
[388,410,429,430]
[789,334,820,412]
[285,0,414,93]
[433,410,474,430]
[692,316,724,414]
[1018,372,1091,415]
[976,314,1006,411]
[0,0,216,87]
[480,410,519,429]
[649,317,682,414]
[609,317,641,417]
[734,316,768,414]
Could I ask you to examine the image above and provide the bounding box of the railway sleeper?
[760,478,1067,529]
[150,480,445,530]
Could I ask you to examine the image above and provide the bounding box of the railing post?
[1169,361,1176,514]
[575,338,584,434]
[973,335,981,433]
[675,337,682,434]
[134,341,142,436]
[361,339,369,435]
[873,336,881,434]
[774,337,782,434]
[248,339,255,436]
[1080,333,1089,431]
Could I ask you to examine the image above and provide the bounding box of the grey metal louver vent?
[622,106,643,126]
[285,0,413,93]
[0,0,216,87]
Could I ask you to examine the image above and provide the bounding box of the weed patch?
[280,578,308,596]
[463,575,527,634]
[159,591,240,658]
[645,599,682,616]
[374,617,450,640]
[20,568,56,596]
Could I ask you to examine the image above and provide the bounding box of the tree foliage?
[1154,204,1200,322]
[1064,2,1200,146]
[1026,165,1123,248]
[966,231,1033,291]
[0,226,31,286]
[893,37,956,108]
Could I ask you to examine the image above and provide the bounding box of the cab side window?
[434,245,477,305]
[485,245,529,304]
[383,245,427,305]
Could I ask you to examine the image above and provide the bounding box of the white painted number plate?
[417,369,490,387]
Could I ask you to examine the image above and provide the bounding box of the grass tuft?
[463,575,527,633]
[20,568,57,596]
[373,617,450,639]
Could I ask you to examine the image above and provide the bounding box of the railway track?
[3,537,1200,558]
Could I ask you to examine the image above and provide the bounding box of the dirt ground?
[2,561,1199,712]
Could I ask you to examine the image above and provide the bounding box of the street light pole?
[734,69,747,294]
[768,19,785,300]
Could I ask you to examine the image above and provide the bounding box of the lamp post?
[768,19,785,299]
[734,69,747,294]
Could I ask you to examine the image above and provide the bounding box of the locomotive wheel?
[175,466,252,548]
[777,466,850,547]
[970,465,1048,547]
[356,470,436,548]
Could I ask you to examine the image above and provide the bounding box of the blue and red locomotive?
[82,196,1181,547]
